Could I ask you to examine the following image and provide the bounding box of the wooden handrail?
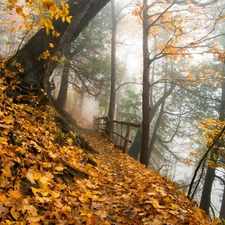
[93,116,140,153]
[107,120,140,128]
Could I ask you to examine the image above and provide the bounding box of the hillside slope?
[0,76,219,224]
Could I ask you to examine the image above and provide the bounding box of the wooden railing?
[93,116,140,153]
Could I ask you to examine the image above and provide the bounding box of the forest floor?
[0,76,221,224]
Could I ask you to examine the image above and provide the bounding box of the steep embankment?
[0,76,219,224]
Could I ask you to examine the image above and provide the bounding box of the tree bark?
[199,151,217,214]
[106,0,117,139]
[219,61,225,219]
[140,0,151,166]
[56,44,72,109]
[148,101,165,162]
[6,0,110,91]
[128,128,142,160]
[79,89,85,115]
[220,182,225,219]
[129,82,175,162]
[200,61,225,214]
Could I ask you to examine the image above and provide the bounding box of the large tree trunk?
[6,0,110,91]
[106,0,117,139]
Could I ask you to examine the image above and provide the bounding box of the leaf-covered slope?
[0,77,219,224]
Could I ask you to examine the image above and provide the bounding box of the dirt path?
[77,131,215,225]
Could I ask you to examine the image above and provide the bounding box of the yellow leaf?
[39,161,53,168]
[49,43,54,48]
[9,0,18,4]
[66,16,72,23]
[185,73,195,81]
[0,137,8,145]
[219,15,225,20]
[9,189,23,199]
[55,165,64,171]
[26,169,36,184]
[34,7,40,13]
[27,215,41,223]
[51,56,58,61]
[0,193,7,203]
[10,206,19,220]
[16,6,24,16]
[62,206,71,212]
[22,201,38,215]
[10,27,15,33]
[7,4,14,10]
[31,187,39,196]
[55,14,59,20]
[28,126,37,133]
[52,31,60,37]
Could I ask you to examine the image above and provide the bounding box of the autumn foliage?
[0,0,223,223]
[0,73,220,224]
[5,0,72,35]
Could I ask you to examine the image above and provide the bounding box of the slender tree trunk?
[128,83,175,161]
[56,44,72,109]
[199,151,217,214]
[220,184,225,219]
[79,89,85,115]
[219,62,225,219]
[140,0,151,166]
[106,0,117,138]
[200,62,225,214]
[128,128,142,160]
[6,0,110,92]
[148,101,165,162]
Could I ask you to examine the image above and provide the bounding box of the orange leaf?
[0,193,7,203]
[86,215,96,225]
[219,15,225,20]
[9,190,23,199]
[10,206,19,220]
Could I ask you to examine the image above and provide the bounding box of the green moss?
[53,129,66,146]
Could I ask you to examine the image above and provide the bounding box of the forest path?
[75,130,213,225]
[0,76,217,224]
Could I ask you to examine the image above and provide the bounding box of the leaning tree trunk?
[200,61,225,214]
[6,0,110,92]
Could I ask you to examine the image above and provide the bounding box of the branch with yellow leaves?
[187,125,225,199]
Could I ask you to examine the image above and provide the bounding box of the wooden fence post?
[123,125,131,153]
[94,116,140,153]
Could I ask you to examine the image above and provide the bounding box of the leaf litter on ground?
[0,76,220,225]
